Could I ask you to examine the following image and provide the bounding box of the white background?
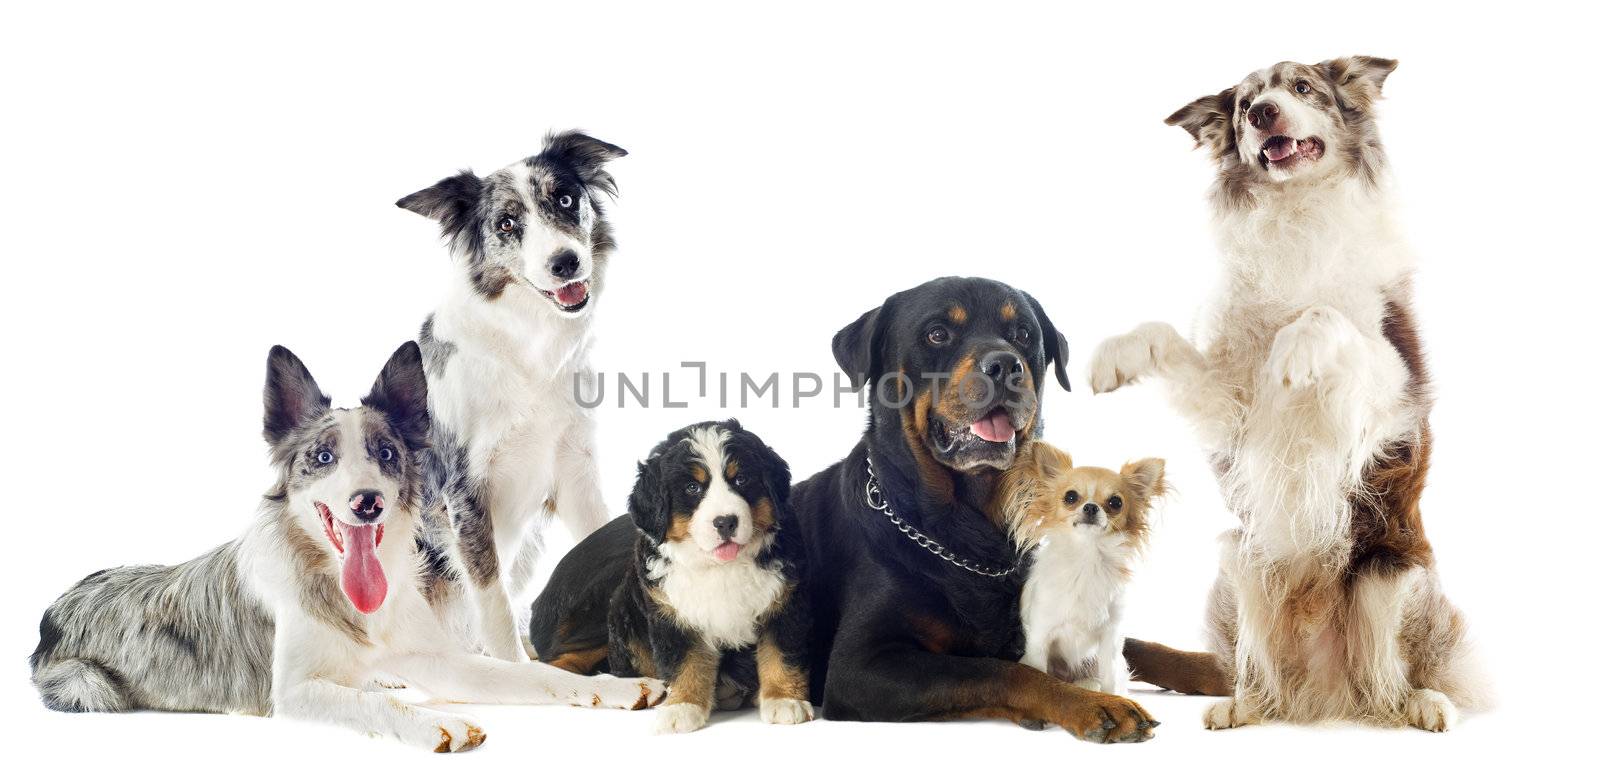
[3,1,1594,766]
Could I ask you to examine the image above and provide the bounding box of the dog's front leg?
[448,490,528,662]
[384,651,666,710]
[824,645,1156,743]
[551,416,610,540]
[274,675,484,752]
[1091,322,1238,442]
[754,596,814,726]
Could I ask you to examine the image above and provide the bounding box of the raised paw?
[653,702,710,734]
[1202,697,1259,730]
[589,674,668,710]
[1091,332,1156,394]
[1404,689,1458,732]
[1266,306,1353,390]
[759,697,814,725]
[428,716,487,753]
[1058,693,1157,744]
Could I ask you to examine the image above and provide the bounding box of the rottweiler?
[792,276,1226,742]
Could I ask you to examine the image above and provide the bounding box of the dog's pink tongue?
[972,411,1016,443]
[713,542,741,562]
[555,281,588,307]
[337,521,387,614]
[1265,138,1298,162]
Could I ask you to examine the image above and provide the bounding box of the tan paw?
[429,716,487,752]
[588,674,668,710]
[759,697,814,725]
[1202,698,1259,730]
[653,702,710,734]
[1404,689,1458,732]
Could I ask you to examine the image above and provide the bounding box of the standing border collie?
[1090,57,1486,730]
[397,131,628,661]
[530,420,812,734]
[30,344,663,751]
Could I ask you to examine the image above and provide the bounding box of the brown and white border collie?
[1090,57,1488,730]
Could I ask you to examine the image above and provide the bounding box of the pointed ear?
[362,342,431,451]
[1022,291,1070,392]
[263,346,330,445]
[1031,442,1073,479]
[1166,86,1237,157]
[1120,458,1168,501]
[396,170,483,223]
[627,454,670,542]
[832,304,889,391]
[542,131,628,197]
[1320,56,1398,112]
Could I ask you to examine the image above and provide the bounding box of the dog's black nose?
[549,250,580,280]
[1081,502,1099,517]
[1247,100,1279,130]
[712,515,739,540]
[349,490,384,522]
[979,349,1025,383]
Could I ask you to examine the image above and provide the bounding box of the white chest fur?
[648,543,786,650]
[1021,535,1133,672]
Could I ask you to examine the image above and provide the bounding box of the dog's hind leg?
[32,658,134,713]
[1350,564,1465,731]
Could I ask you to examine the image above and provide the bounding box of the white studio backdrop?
[2,1,1594,767]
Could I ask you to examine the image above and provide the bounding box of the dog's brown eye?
[684,482,703,496]
[498,216,517,232]
[1064,490,1079,505]
[1239,98,1252,111]
[926,325,951,346]
[733,474,748,488]
[1014,326,1032,346]
[558,194,574,209]
[1295,80,1311,95]
[1107,495,1123,511]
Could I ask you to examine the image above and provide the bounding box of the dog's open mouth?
[538,279,591,313]
[930,407,1020,469]
[1261,135,1324,167]
[315,501,388,615]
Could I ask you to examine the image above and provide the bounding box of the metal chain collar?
[864,454,1017,579]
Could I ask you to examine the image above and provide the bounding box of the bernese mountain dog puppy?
[530,419,811,733]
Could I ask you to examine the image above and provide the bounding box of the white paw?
[1404,689,1458,732]
[1202,698,1257,730]
[1266,307,1352,390]
[1090,330,1158,394]
[422,715,486,753]
[759,697,815,725]
[589,673,667,710]
[653,702,710,734]
[1072,678,1104,692]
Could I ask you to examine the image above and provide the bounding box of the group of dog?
[28,56,1487,751]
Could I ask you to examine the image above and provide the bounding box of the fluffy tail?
[32,658,133,713]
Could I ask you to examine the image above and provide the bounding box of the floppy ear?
[1166,86,1237,158]
[832,304,888,391]
[752,434,792,511]
[362,341,431,452]
[263,346,331,445]
[1320,56,1398,113]
[542,131,629,197]
[627,454,670,542]
[1120,458,1168,502]
[1022,292,1070,392]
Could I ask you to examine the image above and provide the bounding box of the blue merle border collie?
[396,131,629,662]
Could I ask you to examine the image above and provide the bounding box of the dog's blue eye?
[317,451,334,465]
[558,194,574,209]
[498,216,517,232]
[380,446,395,462]
[684,482,702,496]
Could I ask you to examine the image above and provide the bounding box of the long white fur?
[1018,529,1136,694]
